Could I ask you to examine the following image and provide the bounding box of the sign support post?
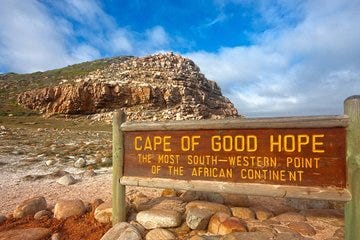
[112,110,126,225]
[345,95,360,240]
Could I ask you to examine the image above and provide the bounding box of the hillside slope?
[2,53,238,121]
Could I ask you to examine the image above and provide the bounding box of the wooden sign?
[118,116,351,202]
[123,127,346,188]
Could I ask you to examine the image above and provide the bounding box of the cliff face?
[17,53,238,121]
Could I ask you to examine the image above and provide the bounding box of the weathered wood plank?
[344,96,360,240]
[121,115,349,131]
[120,176,351,201]
[112,110,126,225]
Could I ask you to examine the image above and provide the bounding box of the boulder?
[186,200,231,215]
[53,199,86,220]
[208,212,247,235]
[101,222,142,240]
[74,157,86,168]
[0,228,51,240]
[34,210,53,220]
[186,207,213,230]
[287,222,316,236]
[252,206,274,220]
[56,174,76,186]
[273,211,306,222]
[94,202,112,224]
[231,207,255,220]
[13,196,47,218]
[136,209,182,229]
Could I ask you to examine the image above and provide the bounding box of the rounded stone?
[186,207,213,230]
[273,211,306,222]
[231,207,255,220]
[136,209,182,229]
[56,174,76,186]
[74,158,86,168]
[94,202,112,224]
[186,200,231,215]
[287,222,316,236]
[34,210,53,220]
[13,196,47,219]
[101,222,142,240]
[54,199,86,220]
[252,206,274,220]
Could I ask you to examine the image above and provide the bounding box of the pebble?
[74,157,86,168]
[56,174,76,186]
[146,228,176,240]
[45,160,56,166]
[54,199,86,220]
[101,157,112,165]
[136,209,182,229]
[13,196,47,219]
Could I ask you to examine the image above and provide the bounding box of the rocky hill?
[12,53,238,121]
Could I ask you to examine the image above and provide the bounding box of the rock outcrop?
[17,53,238,121]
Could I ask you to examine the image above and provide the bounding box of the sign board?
[119,116,351,201]
[123,127,346,188]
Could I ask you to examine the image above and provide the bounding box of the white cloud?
[0,0,171,73]
[187,0,360,117]
[146,26,169,46]
[0,0,75,72]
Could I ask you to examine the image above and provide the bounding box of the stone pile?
[0,190,345,240]
[17,53,238,121]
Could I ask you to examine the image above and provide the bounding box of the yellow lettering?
[297,135,309,152]
[270,135,281,152]
[247,135,257,152]
[312,134,325,153]
[163,136,171,152]
[211,135,221,152]
[181,136,200,151]
[134,136,142,150]
[284,135,296,152]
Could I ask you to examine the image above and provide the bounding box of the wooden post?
[345,95,360,240]
[112,110,126,225]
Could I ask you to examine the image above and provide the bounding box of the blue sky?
[0,0,359,117]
